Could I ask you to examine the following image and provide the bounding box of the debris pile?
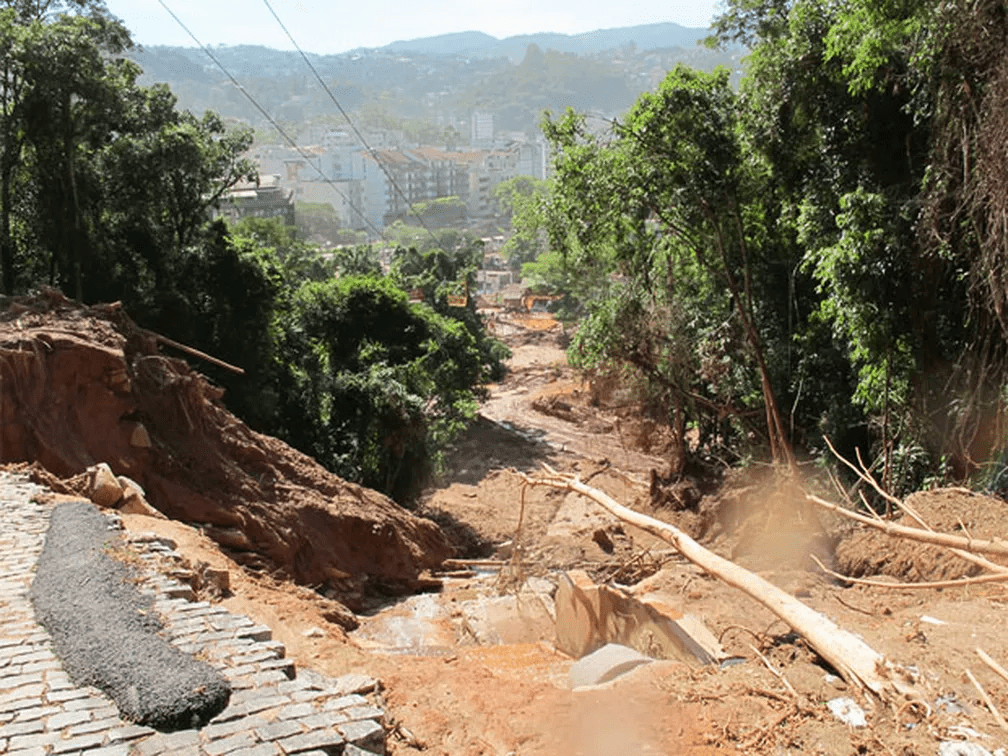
[0,291,451,596]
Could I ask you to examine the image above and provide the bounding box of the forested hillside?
[516,0,1008,494]
[127,32,740,137]
[3,0,1007,505]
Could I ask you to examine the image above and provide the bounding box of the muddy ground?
[57,310,1008,755]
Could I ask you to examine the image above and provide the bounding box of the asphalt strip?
[30,500,231,731]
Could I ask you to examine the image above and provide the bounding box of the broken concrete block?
[555,570,605,658]
[569,643,653,688]
[555,570,724,665]
[89,463,123,508]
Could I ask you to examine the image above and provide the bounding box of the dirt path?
[111,313,1008,755]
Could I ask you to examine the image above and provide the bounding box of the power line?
[154,0,384,240]
[261,0,443,249]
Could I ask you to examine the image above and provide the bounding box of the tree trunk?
[669,393,686,478]
[527,467,921,703]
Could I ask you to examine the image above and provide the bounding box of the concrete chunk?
[554,570,724,665]
[569,643,653,688]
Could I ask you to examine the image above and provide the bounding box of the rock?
[130,423,152,448]
[117,475,165,519]
[826,697,867,728]
[937,743,994,756]
[569,643,653,688]
[89,463,123,508]
[206,526,255,551]
[117,475,145,498]
[319,598,359,631]
[304,626,326,638]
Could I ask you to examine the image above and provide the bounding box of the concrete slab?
[555,570,725,665]
[568,644,653,688]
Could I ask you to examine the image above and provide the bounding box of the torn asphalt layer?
[30,500,231,731]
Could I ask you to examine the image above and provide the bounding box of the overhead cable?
[155,0,384,239]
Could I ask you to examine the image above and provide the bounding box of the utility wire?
[155,0,384,240]
[261,0,443,249]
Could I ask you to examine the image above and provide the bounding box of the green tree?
[541,66,798,467]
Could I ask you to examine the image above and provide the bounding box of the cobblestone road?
[0,474,386,756]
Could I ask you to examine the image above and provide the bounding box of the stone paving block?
[0,672,47,691]
[105,724,156,743]
[329,675,379,697]
[336,720,383,753]
[50,731,107,753]
[20,660,61,675]
[274,703,316,721]
[321,695,367,712]
[236,625,272,643]
[14,705,61,723]
[7,730,62,752]
[292,713,347,731]
[212,694,291,723]
[46,687,93,703]
[4,746,48,756]
[2,690,48,710]
[203,731,258,756]
[274,727,345,755]
[66,716,123,737]
[47,709,93,730]
[0,717,46,737]
[261,642,286,659]
[341,707,384,724]
[233,650,280,666]
[85,744,131,756]
[201,715,270,742]
[343,746,381,756]
[257,659,295,679]
[252,720,302,742]
[244,671,288,687]
[229,743,278,756]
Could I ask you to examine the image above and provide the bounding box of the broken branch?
[807,493,1008,558]
[523,465,921,704]
[966,668,1008,731]
[811,555,1008,589]
[151,332,245,375]
[977,648,1008,687]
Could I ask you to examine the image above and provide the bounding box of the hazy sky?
[103,0,720,55]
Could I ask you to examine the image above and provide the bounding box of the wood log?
[807,493,1008,558]
[524,466,921,705]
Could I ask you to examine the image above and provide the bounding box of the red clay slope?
[0,291,451,593]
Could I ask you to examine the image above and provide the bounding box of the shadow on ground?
[438,414,555,487]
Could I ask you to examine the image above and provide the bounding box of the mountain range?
[375,23,710,61]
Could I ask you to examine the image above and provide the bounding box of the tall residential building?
[470,111,494,146]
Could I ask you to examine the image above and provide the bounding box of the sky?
[103,0,720,55]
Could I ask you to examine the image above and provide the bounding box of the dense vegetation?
[0,1,504,502]
[515,0,1008,494]
[7,0,1008,501]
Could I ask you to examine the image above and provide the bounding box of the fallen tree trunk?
[807,493,1008,559]
[524,466,920,705]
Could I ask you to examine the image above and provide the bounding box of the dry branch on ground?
[520,465,924,707]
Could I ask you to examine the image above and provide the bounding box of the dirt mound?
[834,487,1008,581]
[0,291,451,594]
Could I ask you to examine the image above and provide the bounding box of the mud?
[0,290,450,596]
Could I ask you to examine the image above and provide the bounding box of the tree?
[540,67,797,468]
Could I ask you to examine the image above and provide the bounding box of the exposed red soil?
[0,290,450,595]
